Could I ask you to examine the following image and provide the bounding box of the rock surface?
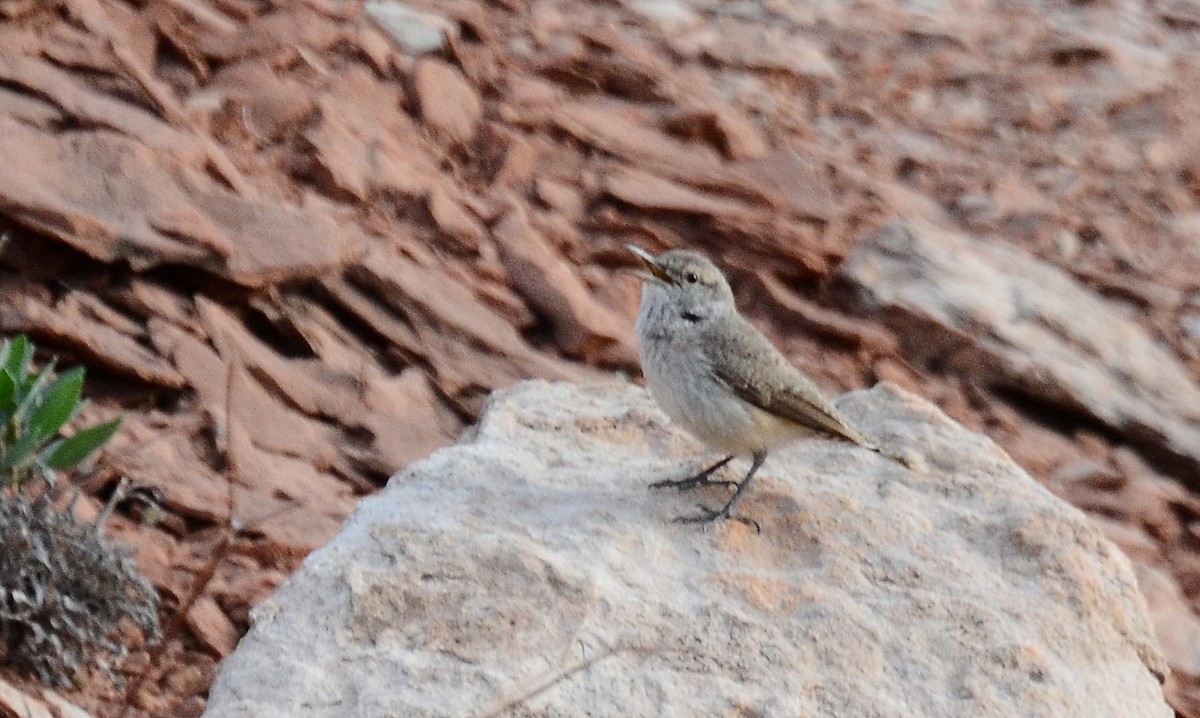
[203,381,1169,718]
[840,222,1200,480]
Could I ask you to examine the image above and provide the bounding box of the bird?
[627,244,893,529]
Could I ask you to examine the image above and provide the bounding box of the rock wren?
[628,245,890,529]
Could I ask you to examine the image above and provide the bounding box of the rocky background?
[0,0,1197,716]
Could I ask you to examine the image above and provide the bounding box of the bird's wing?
[705,315,873,447]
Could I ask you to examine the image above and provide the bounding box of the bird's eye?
[685,272,699,284]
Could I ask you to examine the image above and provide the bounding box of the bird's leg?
[649,455,737,492]
[677,451,767,532]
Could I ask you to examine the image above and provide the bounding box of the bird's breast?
[636,323,764,453]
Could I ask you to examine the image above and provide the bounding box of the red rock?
[0,84,61,126]
[489,129,544,189]
[210,555,288,623]
[492,204,632,362]
[470,276,539,330]
[114,281,192,329]
[1052,460,1126,491]
[303,68,438,201]
[107,429,230,523]
[0,279,185,388]
[186,595,240,657]
[132,685,172,715]
[412,58,482,145]
[226,362,340,468]
[347,18,397,73]
[200,60,316,140]
[187,6,344,62]
[535,177,585,219]
[358,368,462,469]
[664,106,768,161]
[0,50,250,193]
[1090,514,1162,564]
[330,246,587,399]
[553,104,832,229]
[230,445,354,534]
[505,75,565,106]
[698,19,838,81]
[171,696,207,718]
[871,358,922,394]
[602,165,749,217]
[553,102,724,177]
[0,53,182,154]
[190,299,360,420]
[0,116,361,286]
[732,151,835,223]
[1136,563,1200,715]
[163,655,215,696]
[427,185,485,251]
[232,492,347,565]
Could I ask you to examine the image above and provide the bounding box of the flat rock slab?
[0,113,361,287]
[840,222,1200,481]
[202,381,1169,717]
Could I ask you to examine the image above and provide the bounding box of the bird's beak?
[626,244,674,285]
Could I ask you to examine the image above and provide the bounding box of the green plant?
[0,335,122,489]
[0,334,156,688]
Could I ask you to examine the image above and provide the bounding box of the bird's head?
[627,245,735,322]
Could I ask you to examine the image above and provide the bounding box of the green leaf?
[29,367,84,440]
[1,335,31,380]
[12,359,56,426]
[45,417,122,469]
[0,368,15,412]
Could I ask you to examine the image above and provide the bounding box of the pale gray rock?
[840,222,1200,480]
[628,0,700,31]
[364,1,458,56]
[203,380,1169,718]
[0,676,93,718]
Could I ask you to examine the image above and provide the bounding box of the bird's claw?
[674,504,761,533]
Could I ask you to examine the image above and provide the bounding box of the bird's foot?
[649,455,737,492]
[649,474,738,492]
[674,503,760,533]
